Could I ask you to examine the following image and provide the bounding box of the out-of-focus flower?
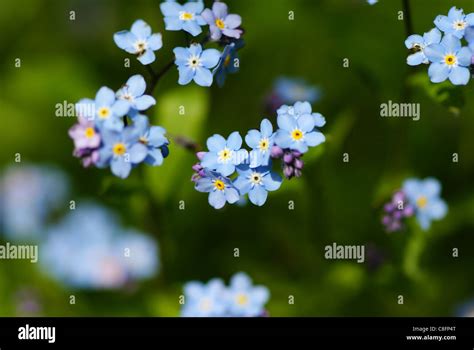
[274,77,321,105]
[181,278,228,317]
[381,190,415,232]
[226,272,270,317]
[0,165,69,240]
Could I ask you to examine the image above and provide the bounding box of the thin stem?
[402,0,413,37]
[145,59,175,95]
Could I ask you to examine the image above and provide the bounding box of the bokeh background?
[1,0,474,316]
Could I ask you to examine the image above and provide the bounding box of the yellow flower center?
[218,148,233,162]
[236,293,249,306]
[258,138,269,151]
[84,127,95,139]
[214,179,226,191]
[188,56,200,68]
[199,298,212,311]
[215,18,225,29]
[113,143,127,156]
[453,20,467,30]
[224,54,231,67]
[180,11,194,21]
[416,196,428,209]
[291,129,304,141]
[250,173,262,185]
[98,107,111,119]
[444,54,457,66]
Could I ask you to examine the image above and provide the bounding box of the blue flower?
[114,20,163,65]
[226,272,269,317]
[233,165,282,206]
[195,170,240,209]
[201,1,243,41]
[424,34,472,85]
[116,75,156,117]
[174,44,221,86]
[91,87,129,132]
[213,40,243,87]
[434,6,474,39]
[277,101,326,128]
[402,178,448,230]
[465,26,474,51]
[200,131,248,176]
[133,115,169,166]
[181,278,228,317]
[274,113,325,153]
[97,127,148,178]
[160,1,206,37]
[405,28,442,66]
[274,77,321,105]
[245,119,274,168]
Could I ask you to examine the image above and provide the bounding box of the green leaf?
[145,86,209,203]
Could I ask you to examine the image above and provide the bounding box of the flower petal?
[304,131,326,147]
[424,44,445,62]
[224,14,241,29]
[208,190,226,209]
[111,157,132,179]
[407,51,426,66]
[128,143,148,163]
[449,66,470,85]
[194,67,213,86]
[245,130,261,149]
[178,66,195,85]
[134,95,156,110]
[207,134,226,152]
[138,50,156,65]
[441,34,461,52]
[213,2,228,18]
[248,186,268,206]
[262,172,282,191]
[260,119,273,137]
[226,131,242,150]
[277,114,297,131]
[126,75,146,97]
[95,87,115,106]
[131,20,152,39]
[147,33,163,51]
[200,49,221,68]
[297,114,316,132]
[428,62,450,83]
[113,31,137,53]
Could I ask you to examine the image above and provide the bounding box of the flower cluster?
[192,101,325,209]
[405,6,474,85]
[382,178,448,232]
[42,203,159,289]
[181,272,269,317]
[70,75,169,178]
[160,1,245,87]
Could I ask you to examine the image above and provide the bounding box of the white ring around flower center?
[453,20,467,30]
[218,148,233,163]
[134,40,147,53]
[188,55,201,68]
[249,172,263,185]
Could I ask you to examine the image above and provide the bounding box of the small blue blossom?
[405,28,442,66]
[274,113,325,153]
[402,177,448,230]
[91,87,130,132]
[277,101,326,128]
[434,6,474,39]
[116,75,156,117]
[367,0,378,4]
[274,77,321,105]
[245,119,274,168]
[465,26,474,51]
[181,278,228,317]
[174,44,221,87]
[233,165,282,206]
[133,115,169,166]
[201,132,248,176]
[114,20,163,65]
[195,170,240,209]
[201,1,243,41]
[160,1,206,37]
[424,34,472,85]
[226,272,269,317]
[213,40,243,87]
[97,127,148,179]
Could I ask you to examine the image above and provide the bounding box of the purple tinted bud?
[403,205,415,217]
[384,203,395,213]
[283,152,294,164]
[192,163,203,173]
[292,150,303,158]
[283,165,294,179]
[389,221,401,232]
[196,152,206,161]
[270,145,284,158]
[392,191,405,204]
[393,210,403,220]
[294,158,304,170]
[382,216,391,226]
[294,169,302,178]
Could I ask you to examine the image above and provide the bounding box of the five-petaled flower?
[160,1,206,37]
[424,34,472,85]
[226,272,270,317]
[274,112,325,153]
[405,28,442,66]
[133,115,169,166]
[174,44,221,87]
[245,119,274,168]
[91,87,130,132]
[181,278,228,317]
[201,132,248,176]
[97,127,148,179]
[234,165,282,206]
[201,1,243,41]
[114,19,163,65]
[434,6,474,39]
[195,170,240,209]
[402,177,448,230]
[116,75,156,117]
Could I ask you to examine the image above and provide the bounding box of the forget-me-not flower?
[195,170,240,209]
[233,165,282,206]
[160,1,206,37]
[402,177,448,230]
[201,132,248,176]
[201,1,243,41]
[181,278,228,317]
[434,6,474,39]
[213,40,243,87]
[274,113,325,153]
[116,75,156,117]
[405,28,442,66]
[114,20,163,65]
[424,34,472,85]
[91,87,130,131]
[174,44,221,86]
[226,272,269,317]
[245,119,274,168]
[133,115,169,166]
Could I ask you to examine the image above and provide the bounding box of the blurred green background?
[1,0,474,316]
